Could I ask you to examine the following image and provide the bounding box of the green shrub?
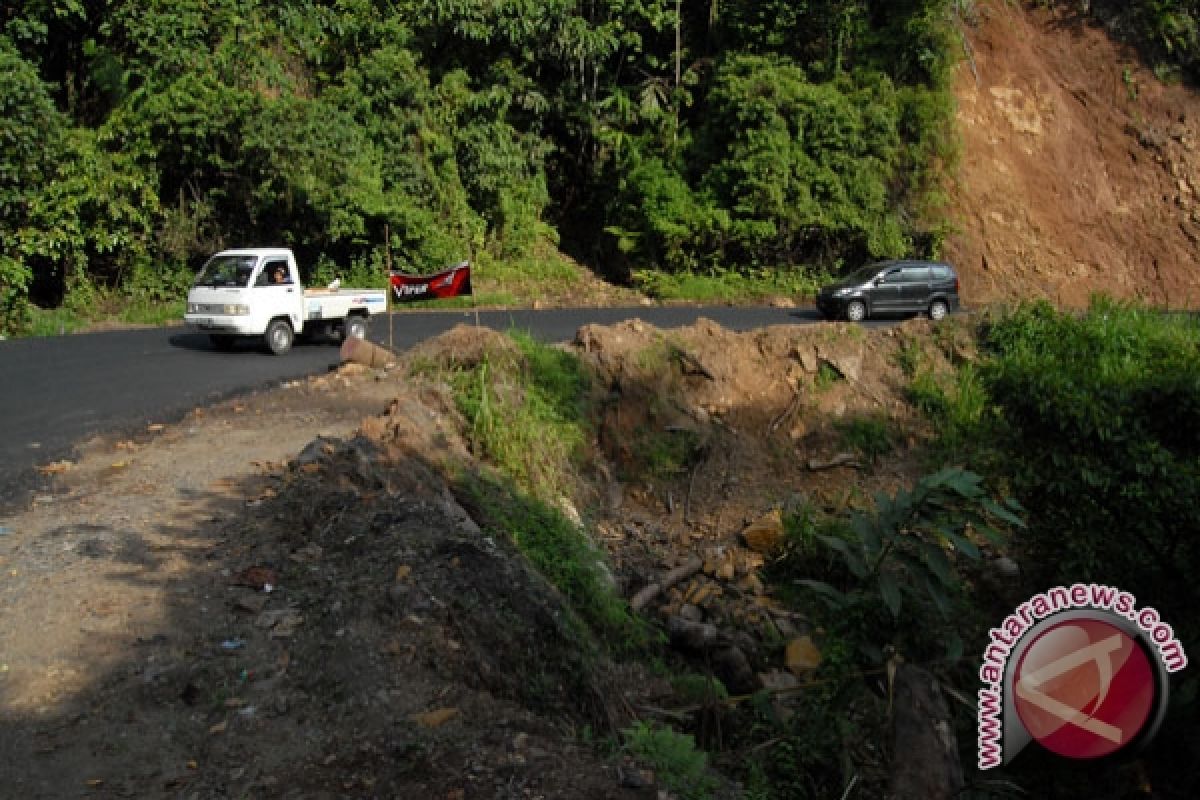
[979,299,1200,620]
[834,413,896,461]
[623,721,718,800]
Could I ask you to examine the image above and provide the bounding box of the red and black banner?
[389,261,472,303]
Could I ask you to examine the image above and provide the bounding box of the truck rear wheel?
[342,315,367,342]
[265,318,294,355]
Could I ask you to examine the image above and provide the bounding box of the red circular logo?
[1013,618,1156,760]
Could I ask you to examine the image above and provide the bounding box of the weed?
[834,414,895,462]
[629,426,703,480]
[670,673,729,705]
[780,468,1023,663]
[451,331,589,499]
[623,721,718,800]
[462,473,648,651]
[815,361,842,391]
[905,370,947,415]
[893,339,925,378]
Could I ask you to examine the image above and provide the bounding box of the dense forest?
[2,0,1199,335]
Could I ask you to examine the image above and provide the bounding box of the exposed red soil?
[946,0,1200,308]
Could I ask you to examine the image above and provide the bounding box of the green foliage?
[623,721,718,800]
[463,473,645,649]
[815,361,843,390]
[977,299,1200,621]
[0,38,66,333]
[738,674,877,800]
[452,331,589,499]
[450,330,646,649]
[699,58,909,264]
[627,426,704,480]
[785,467,1024,662]
[669,673,729,705]
[1086,0,1200,82]
[3,0,964,333]
[834,413,896,461]
[633,265,830,302]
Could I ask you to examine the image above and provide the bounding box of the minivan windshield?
[844,262,890,284]
[193,255,258,288]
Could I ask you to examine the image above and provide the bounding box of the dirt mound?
[565,318,966,702]
[947,0,1200,308]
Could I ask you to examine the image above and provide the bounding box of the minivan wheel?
[928,299,949,321]
[845,300,867,322]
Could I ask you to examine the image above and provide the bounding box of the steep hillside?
[947,0,1200,308]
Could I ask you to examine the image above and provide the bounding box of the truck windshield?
[194,255,258,288]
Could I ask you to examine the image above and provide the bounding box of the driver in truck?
[271,265,290,284]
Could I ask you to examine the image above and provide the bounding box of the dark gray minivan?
[815,260,960,322]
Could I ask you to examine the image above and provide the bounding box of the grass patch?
[669,673,729,705]
[462,473,647,650]
[814,361,842,391]
[628,426,704,480]
[834,413,896,461]
[623,721,718,800]
[447,329,648,650]
[633,266,830,303]
[451,330,589,498]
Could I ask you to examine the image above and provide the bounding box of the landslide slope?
[946,0,1200,308]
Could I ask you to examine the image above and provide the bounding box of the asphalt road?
[0,305,836,500]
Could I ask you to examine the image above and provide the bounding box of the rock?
[816,340,864,382]
[785,636,822,674]
[411,707,459,728]
[232,593,269,614]
[617,765,651,789]
[795,345,819,374]
[712,646,759,695]
[296,435,340,466]
[989,556,1020,579]
[741,510,785,555]
[677,604,704,622]
[759,669,801,692]
[667,616,720,651]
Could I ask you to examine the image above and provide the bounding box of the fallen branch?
[630,555,704,612]
[806,452,863,471]
[669,345,716,380]
[768,389,803,434]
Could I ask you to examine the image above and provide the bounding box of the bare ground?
[0,314,966,799]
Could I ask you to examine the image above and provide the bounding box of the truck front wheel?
[342,315,367,342]
[265,319,294,355]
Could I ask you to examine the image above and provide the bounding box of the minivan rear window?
[900,266,931,282]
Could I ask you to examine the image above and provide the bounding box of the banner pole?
[471,245,480,330]
[385,223,394,352]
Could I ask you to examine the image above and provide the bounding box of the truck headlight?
[188,302,199,314]
[223,304,250,316]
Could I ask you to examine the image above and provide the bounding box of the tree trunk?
[888,663,964,800]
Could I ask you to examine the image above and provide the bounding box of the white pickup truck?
[184,248,387,355]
